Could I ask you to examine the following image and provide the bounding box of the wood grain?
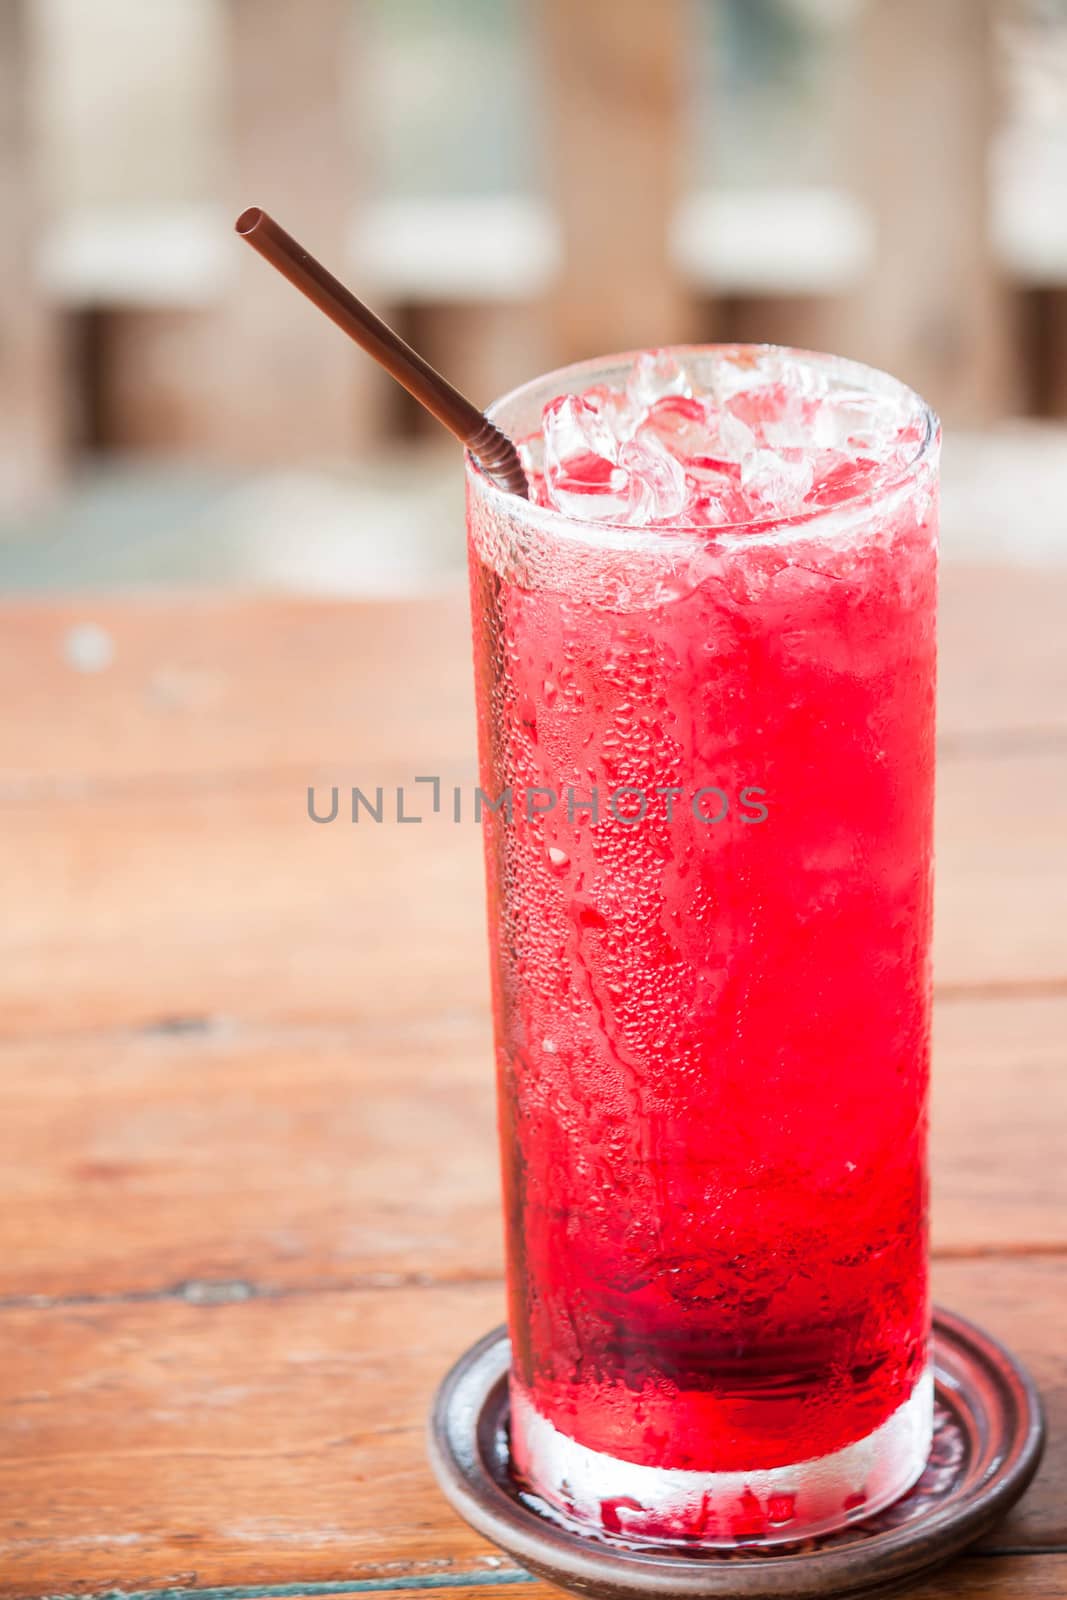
[311,1569,1067,1600]
[938,565,1067,747]
[0,777,486,1038]
[0,1282,507,1597]
[0,1015,501,1298]
[0,581,1062,1599]
[0,743,1063,1041]
[0,993,1062,1303]
[931,996,1067,1253]
[2,569,1066,788]
[933,751,1067,991]
[934,1257,1067,1553]
[0,1258,1061,1599]
[0,592,474,785]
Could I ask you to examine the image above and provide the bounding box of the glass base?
[510,1366,934,1547]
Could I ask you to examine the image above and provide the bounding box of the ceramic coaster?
[428,1307,1044,1600]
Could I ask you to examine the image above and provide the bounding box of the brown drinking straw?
[235,207,528,498]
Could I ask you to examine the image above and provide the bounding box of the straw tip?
[235,206,265,237]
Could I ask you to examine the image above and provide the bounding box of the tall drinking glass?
[465,348,939,1545]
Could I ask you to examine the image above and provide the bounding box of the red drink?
[466,348,938,1544]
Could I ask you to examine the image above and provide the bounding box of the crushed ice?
[528,349,921,529]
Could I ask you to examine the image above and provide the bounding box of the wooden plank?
[0,1282,508,1597]
[935,1257,1067,1553]
[0,0,64,510]
[537,0,692,365]
[938,566,1067,747]
[0,994,1062,1302]
[3,570,1066,790]
[931,997,1067,1255]
[1,745,1063,1038]
[1,586,1065,1044]
[0,1259,1061,1596]
[0,1015,500,1299]
[0,776,486,1037]
[845,0,1019,424]
[934,751,1067,991]
[0,593,475,785]
[327,1569,1067,1600]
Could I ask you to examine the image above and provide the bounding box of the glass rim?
[467,343,940,550]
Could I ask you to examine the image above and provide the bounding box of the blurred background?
[1,0,1065,591]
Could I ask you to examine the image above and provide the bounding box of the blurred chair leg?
[843,0,1020,422]
[412,301,551,420]
[0,0,65,512]
[1041,290,1067,419]
[724,295,861,364]
[537,0,694,365]
[103,0,382,465]
[223,0,381,459]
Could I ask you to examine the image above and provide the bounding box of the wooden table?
[1,571,1064,1600]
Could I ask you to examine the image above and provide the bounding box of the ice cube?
[717,411,758,462]
[542,394,628,517]
[740,448,815,516]
[818,389,904,453]
[543,454,667,527]
[618,434,688,522]
[634,395,718,458]
[686,493,732,527]
[541,394,692,524]
[517,433,544,474]
[685,467,750,526]
[535,352,917,528]
[626,350,692,412]
[805,450,880,508]
[525,469,551,508]
[582,383,638,444]
[543,393,619,476]
[548,469,636,522]
[726,381,793,433]
[621,470,656,525]
[513,437,547,506]
[706,348,767,406]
